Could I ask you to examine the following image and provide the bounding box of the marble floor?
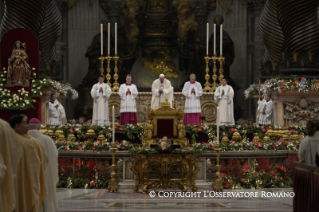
[57,187,293,212]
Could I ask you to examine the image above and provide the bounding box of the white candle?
[112,105,115,143]
[108,23,110,55]
[100,24,103,55]
[220,24,223,56]
[115,23,117,55]
[206,23,209,55]
[213,24,216,55]
[217,107,220,144]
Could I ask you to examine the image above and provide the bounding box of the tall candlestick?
[213,24,216,55]
[101,24,103,55]
[115,23,117,55]
[206,23,209,55]
[112,105,115,144]
[220,24,223,56]
[217,107,220,144]
[108,23,110,55]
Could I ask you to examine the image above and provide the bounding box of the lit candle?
[206,23,209,55]
[213,24,216,55]
[220,24,223,56]
[115,23,117,55]
[112,105,115,144]
[108,22,110,55]
[100,24,103,55]
[217,107,220,144]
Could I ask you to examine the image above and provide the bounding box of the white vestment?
[91,82,112,126]
[119,83,138,113]
[28,130,58,212]
[258,99,274,125]
[48,101,59,125]
[299,131,319,166]
[182,81,203,113]
[54,99,66,124]
[0,154,7,212]
[214,84,235,125]
[151,78,174,110]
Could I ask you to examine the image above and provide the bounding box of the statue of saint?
[7,41,32,86]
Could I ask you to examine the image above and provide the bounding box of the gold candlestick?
[112,55,120,92]
[107,144,118,192]
[213,146,223,191]
[99,54,106,76]
[211,55,218,91]
[218,56,225,84]
[106,55,112,87]
[203,55,212,92]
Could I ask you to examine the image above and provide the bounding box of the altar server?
[151,73,174,110]
[119,74,138,125]
[91,75,112,126]
[182,74,203,125]
[258,93,274,125]
[214,78,235,125]
[48,92,60,125]
[28,118,58,212]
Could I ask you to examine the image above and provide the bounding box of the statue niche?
[7,41,32,87]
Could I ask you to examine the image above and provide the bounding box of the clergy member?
[258,93,274,125]
[9,115,48,212]
[48,92,60,125]
[54,91,67,124]
[182,74,203,125]
[119,74,138,125]
[28,118,58,212]
[214,78,235,125]
[91,75,112,126]
[151,73,174,110]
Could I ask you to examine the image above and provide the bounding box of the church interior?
[1,0,319,211]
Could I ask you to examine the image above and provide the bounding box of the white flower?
[33,91,36,93]
[22,103,25,106]
[0,88,2,91]
[33,73,36,76]
[20,98,22,100]
[13,100,16,103]
[25,94,28,96]
[43,78,46,81]
[32,80,35,82]
[32,68,35,70]
[33,85,35,87]
[3,79,5,81]
[4,105,7,108]
[40,81,43,84]
[0,84,2,86]
[18,90,21,92]
[0,74,3,77]
[3,71,7,73]
[39,92,42,95]
[7,94,10,96]
[37,87,40,90]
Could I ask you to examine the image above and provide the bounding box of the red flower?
[262,128,267,133]
[118,127,123,131]
[76,172,82,178]
[317,80,319,84]
[301,77,306,81]
[275,163,280,169]
[289,129,294,133]
[269,169,275,176]
[210,145,215,150]
[202,141,208,144]
[280,84,284,89]
[231,128,236,132]
[224,181,230,189]
[253,138,259,143]
[240,178,246,182]
[278,138,285,143]
[91,146,97,150]
[229,140,234,144]
[193,125,197,127]
[221,172,228,178]
[75,159,83,166]
[120,145,126,150]
[90,180,96,187]
[69,127,73,132]
[280,165,287,173]
[292,81,296,85]
[197,127,202,132]
[257,143,263,148]
[242,163,249,173]
[77,145,83,150]
[272,143,276,148]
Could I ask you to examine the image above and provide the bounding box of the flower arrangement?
[0,67,78,110]
[244,76,319,99]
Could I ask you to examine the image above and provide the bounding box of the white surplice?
[119,83,138,112]
[54,99,66,124]
[91,82,112,126]
[28,130,58,212]
[299,131,319,166]
[151,78,174,110]
[214,84,235,125]
[182,81,203,113]
[48,101,60,125]
[258,99,274,125]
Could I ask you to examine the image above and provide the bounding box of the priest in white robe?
[48,92,60,125]
[182,74,203,125]
[119,74,138,125]
[151,74,174,110]
[54,92,66,124]
[91,75,112,126]
[258,93,274,125]
[214,78,235,125]
[28,118,58,212]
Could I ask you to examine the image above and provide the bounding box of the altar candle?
[108,23,110,55]
[115,23,117,55]
[112,105,115,143]
[217,107,220,144]
[206,23,209,55]
[220,24,223,56]
[213,24,216,55]
[100,24,103,55]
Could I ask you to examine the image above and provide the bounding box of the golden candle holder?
[211,55,218,91]
[112,55,120,92]
[203,55,212,92]
[213,145,223,192]
[218,55,225,84]
[107,144,119,192]
[99,54,112,88]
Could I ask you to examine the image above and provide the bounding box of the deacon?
[91,75,112,126]
[119,74,138,125]
[151,73,174,110]
[28,118,58,212]
[258,93,274,125]
[214,78,235,125]
[182,74,203,125]
[48,92,60,125]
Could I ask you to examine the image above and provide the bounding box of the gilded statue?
[177,119,186,139]
[7,41,32,86]
[145,120,154,139]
